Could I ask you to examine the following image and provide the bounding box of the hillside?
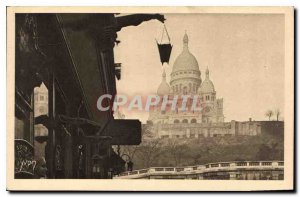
[117,122,284,170]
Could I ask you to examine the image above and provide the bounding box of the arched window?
[191,119,197,123]
[182,119,188,123]
[183,87,187,95]
[174,119,180,123]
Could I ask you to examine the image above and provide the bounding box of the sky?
[114,14,285,123]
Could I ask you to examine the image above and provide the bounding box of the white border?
[4,4,294,190]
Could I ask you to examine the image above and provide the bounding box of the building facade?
[14,13,164,179]
[148,33,261,138]
[150,120,262,139]
[33,84,48,160]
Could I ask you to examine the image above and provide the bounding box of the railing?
[114,161,284,178]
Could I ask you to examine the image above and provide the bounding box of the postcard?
[6,6,294,191]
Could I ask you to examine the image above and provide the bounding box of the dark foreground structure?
[14,13,165,179]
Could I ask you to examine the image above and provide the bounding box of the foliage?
[128,135,283,170]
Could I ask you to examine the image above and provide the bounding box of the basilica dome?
[157,69,170,95]
[172,33,200,73]
[199,68,215,93]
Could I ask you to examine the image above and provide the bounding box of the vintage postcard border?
[7,6,294,191]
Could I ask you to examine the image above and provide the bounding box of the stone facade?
[148,33,261,138]
[33,83,48,159]
[149,120,261,139]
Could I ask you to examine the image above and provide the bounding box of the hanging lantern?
[156,25,172,65]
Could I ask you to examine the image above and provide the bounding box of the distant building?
[148,33,261,138]
[34,84,48,136]
[33,83,48,159]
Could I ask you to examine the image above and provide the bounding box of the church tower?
[157,69,170,96]
[199,68,224,123]
[170,33,202,95]
[148,32,225,138]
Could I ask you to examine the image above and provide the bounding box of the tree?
[265,110,273,121]
[117,145,139,161]
[256,144,272,160]
[274,109,281,121]
[136,139,164,168]
[166,138,190,166]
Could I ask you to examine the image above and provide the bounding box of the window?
[174,119,180,123]
[191,119,197,123]
[40,95,44,101]
[182,119,188,123]
[183,87,187,95]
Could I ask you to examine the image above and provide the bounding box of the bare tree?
[136,139,164,168]
[118,145,139,161]
[166,138,190,166]
[274,109,280,121]
[265,110,273,121]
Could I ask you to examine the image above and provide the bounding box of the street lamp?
[156,24,172,65]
